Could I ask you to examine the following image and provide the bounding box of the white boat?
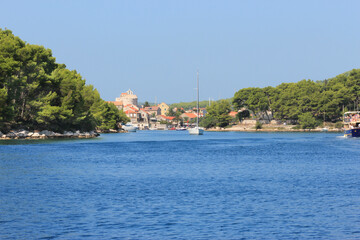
[343,111,360,137]
[188,71,204,135]
[122,123,137,132]
[188,126,204,135]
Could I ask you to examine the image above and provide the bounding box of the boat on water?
[188,71,204,135]
[122,123,137,132]
[188,126,204,135]
[343,111,360,137]
[176,127,187,131]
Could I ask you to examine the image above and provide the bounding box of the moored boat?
[343,111,360,137]
[122,123,137,132]
[188,71,204,135]
[188,126,204,135]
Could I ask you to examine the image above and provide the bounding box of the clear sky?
[1,0,360,103]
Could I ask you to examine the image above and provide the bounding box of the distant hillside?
[170,98,232,110]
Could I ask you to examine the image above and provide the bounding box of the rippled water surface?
[1,131,359,239]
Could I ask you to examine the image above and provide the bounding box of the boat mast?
[197,71,199,127]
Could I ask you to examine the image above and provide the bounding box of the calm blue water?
[0,131,359,239]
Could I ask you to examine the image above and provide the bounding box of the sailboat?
[188,71,204,135]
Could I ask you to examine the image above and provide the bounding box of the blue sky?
[1,0,360,103]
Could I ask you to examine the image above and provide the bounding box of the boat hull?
[123,126,137,132]
[188,127,204,135]
[344,128,360,137]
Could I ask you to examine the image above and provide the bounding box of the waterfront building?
[115,89,138,106]
[107,101,123,110]
[143,106,161,117]
[181,112,197,120]
[157,102,169,115]
[157,115,175,122]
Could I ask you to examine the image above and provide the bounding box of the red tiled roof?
[107,101,123,106]
[229,111,238,117]
[125,110,137,114]
[160,115,175,120]
[183,113,197,118]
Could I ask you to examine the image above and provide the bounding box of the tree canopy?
[0,29,128,132]
[233,70,360,123]
[201,100,232,128]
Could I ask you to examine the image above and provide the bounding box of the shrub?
[298,113,319,129]
[255,121,262,130]
[335,121,343,129]
[199,115,217,129]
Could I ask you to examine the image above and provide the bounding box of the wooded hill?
[232,69,360,122]
[0,29,129,132]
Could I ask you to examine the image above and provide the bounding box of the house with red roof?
[107,101,124,110]
[180,112,197,120]
[157,115,175,122]
[229,111,238,118]
[144,106,161,117]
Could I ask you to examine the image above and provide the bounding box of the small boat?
[343,111,360,137]
[188,71,204,135]
[188,126,204,135]
[176,127,187,131]
[122,123,137,132]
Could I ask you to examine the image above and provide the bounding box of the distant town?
[107,89,234,130]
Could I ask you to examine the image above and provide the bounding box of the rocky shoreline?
[206,125,343,132]
[0,130,100,140]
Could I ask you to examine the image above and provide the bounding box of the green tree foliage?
[0,29,128,132]
[298,112,319,129]
[143,101,150,107]
[199,115,217,129]
[233,88,269,117]
[170,100,210,110]
[170,99,232,110]
[236,110,250,122]
[206,100,232,127]
[255,121,262,130]
[166,107,175,116]
[166,107,184,125]
[233,70,360,123]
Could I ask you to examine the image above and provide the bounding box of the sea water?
[0,131,359,239]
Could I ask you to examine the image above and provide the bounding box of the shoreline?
[0,130,100,140]
[205,125,343,133]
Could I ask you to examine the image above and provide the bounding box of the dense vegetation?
[0,29,128,132]
[199,100,232,128]
[170,69,360,129]
[233,70,360,124]
[170,100,210,110]
[170,99,232,110]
